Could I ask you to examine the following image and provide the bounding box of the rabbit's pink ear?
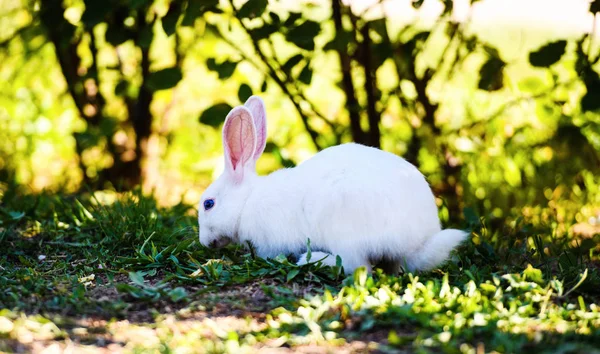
[222,106,256,180]
[244,96,267,160]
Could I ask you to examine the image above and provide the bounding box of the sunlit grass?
[0,189,598,352]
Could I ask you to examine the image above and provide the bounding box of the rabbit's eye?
[203,199,215,211]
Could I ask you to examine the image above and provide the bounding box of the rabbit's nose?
[209,237,232,248]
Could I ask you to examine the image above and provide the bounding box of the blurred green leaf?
[478,57,505,91]
[282,54,303,73]
[145,67,183,91]
[403,31,430,56]
[463,207,480,227]
[182,0,220,26]
[559,252,574,270]
[249,23,278,40]
[137,25,154,49]
[372,42,393,71]
[181,1,201,26]
[129,0,152,10]
[465,37,477,52]
[368,18,387,39]
[116,283,141,298]
[388,331,412,347]
[323,30,352,52]
[581,91,600,112]
[578,238,597,253]
[100,117,119,138]
[581,80,600,112]
[8,211,25,220]
[284,12,302,26]
[412,0,425,9]
[523,265,544,284]
[441,0,453,14]
[518,77,545,94]
[105,27,130,46]
[168,287,187,302]
[206,59,238,79]
[483,44,501,59]
[263,141,277,153]
[590,0,600,14]
[286,268,300,282]
[129,271,145,286]
[81,0,110,28]
[238,84,253,102]
[529,40,567,67]
[74,131,102,150]
[237,0,268,19]
[504,158,522,187]
[115,80,128,96]
[535,102,560,126]
[285,20,320,51]
[199,103,233,127]
[265,142,296,167]
[162,2,181,36]
[269,12,281,26]
[298,62,313,85]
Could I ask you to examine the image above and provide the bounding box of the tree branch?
[0,25,32,49]
[210,24,320,150]
[359,23,380,148]
[432,22,460,78]
[264,37,339,139]
[461,78,578,132]
[224,0,325,151]
[332,0,365,144]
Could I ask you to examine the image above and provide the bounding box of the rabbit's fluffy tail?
[406,229,468,272]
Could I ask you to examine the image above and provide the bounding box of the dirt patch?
[191,278,320,316]
[87,273,128,302]
[3,275,374,353]
[82,274,322,323]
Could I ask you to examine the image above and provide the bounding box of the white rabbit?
[198,95,468,274]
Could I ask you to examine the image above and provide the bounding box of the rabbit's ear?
[244,96,267,160]
[222,106,257,181]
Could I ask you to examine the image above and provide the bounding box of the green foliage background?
[0,0,599,235]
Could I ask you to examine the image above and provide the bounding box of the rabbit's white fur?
[198,96,468,274]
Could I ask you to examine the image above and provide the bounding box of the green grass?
[0,187,599,353]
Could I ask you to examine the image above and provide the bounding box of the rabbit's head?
[198,96,267,249]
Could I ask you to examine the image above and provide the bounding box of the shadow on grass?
[1,188,599,352]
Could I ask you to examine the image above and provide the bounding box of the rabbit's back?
[298,143,420,179]
[296,143,442,262]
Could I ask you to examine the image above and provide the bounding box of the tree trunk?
[39,1,107,188]
[40,1,155,190]
[360,23,381,148]
[332,0,365,145]
[127,44,153,188]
